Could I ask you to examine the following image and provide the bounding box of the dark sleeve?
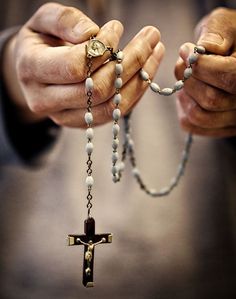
[0,27,61,166]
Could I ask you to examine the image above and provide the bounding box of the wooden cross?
[67,217,112,287]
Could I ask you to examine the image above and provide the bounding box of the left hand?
[175,7,236,137]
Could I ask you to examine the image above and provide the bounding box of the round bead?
[113,108,121,121]
[111,165,118,175]
[159,88,174,96]
[195,45,206,54]
[116,51,124,62]
[86,176,94,187]
[84,112,93,125]
[118,162,125,172]
[188,53,198,64]
[128,139,134,150]
[140,69,150,81]
[86,128,94,140]
[149,189,158,196]
[112,124,120,137]
[150,82,160,93]
[115,78,123,89]
[85,77,94,92]
[86,142,94,154]
[115,64,123,75]
[174,80,184,91]
[112,138,119,150]
[113,93,122,105]
[159,187,170,196]
[184,67,192,79]
[170,177,178,187]
[132,168,140,178]
[112,174,119,183]
[112,152,119,163]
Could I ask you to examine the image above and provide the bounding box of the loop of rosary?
[111,45,206,197]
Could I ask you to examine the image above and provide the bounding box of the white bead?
[184,67,192,79]
[150,82,160,93]
[113,108,121,121]
[86,176,94,187]
[86,142,94,154]
[85,77,94,92]
[111,165,118,175]
[86,128,94,140]
[84,112,93,125]
[112,124,120,137]
[118,162,125,172]
[112,152,119,163]
[174,80,184,91]
[188,53,198,64]
[116,51,124,62]
[115,78,123,89]
[159,88,174,96]
[113,93,122,105]
[112,139,119,149]
[195,45,206,54]
[115,64,123,75]
[132,168,140,177]
[140,69,149,81]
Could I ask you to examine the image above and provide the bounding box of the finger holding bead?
[49,42,165,127]
[175,57,236,112]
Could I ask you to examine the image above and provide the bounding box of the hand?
[3,2,164,127]
[175,7,236,137]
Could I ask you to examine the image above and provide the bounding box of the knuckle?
[187,104,204,126]
[220,68,236,94]
[93,78,112,102]
[203,87,220,110]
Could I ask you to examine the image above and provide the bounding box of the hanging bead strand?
[111,50,125,183]
[85,56,94,217]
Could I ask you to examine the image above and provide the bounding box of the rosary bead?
[85,77,94,92]
[85,112,93,125]
[128,139,134,150]
[132,168,140,178]
[174,80,184,91]
[115,64,123,75]
[86,176,94,187]
[150,82,160,93]
[116,51,124,62]
[111,165,119,175]
[112,124,120,137]
[159,88,174,96]
[195,45,206,54]
[115,78,123,89]
[113,108,121,121]
[113,93,122,105]
[184,67,192,79]
[188,53,198,64]
[86,142,94,154]
[112,138,119,150]
[118,162,125,172]
[140,69,150,81]
[112,152,119,163]
[159,187,170,196]
[86,128,94,140]
[112,174,119,183]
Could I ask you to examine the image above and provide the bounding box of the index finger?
[18,20,124,85]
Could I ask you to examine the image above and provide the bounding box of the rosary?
[67,36,206,287]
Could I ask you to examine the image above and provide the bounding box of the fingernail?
[135,27,160,47]
[199,33,224,45]
[179,44,190,63]
[73,19,98,37]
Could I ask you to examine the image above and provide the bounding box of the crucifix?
[67,217,112,287]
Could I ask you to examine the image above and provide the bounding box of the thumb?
[27,3,99,44]
[196,8,235,55]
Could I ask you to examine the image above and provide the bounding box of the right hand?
[3,2,164,127]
